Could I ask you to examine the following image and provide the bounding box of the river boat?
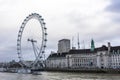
[32,71,42,75]
[17,68,31,74]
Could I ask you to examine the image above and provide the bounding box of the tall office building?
[57,39,70,53]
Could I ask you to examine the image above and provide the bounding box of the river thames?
[0,72,120,80]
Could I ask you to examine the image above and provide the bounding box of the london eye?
[17,13,47,69]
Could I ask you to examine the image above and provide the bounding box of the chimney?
[108,42,111,53]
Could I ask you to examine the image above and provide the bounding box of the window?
[101,58,103,61]
[100,53,103,57]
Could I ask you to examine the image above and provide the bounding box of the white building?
[46,52,68,68]
[67,49,97,68]
[46,39,120,70]
[109,47,120,69]
[96,45,109,68]
[57,39,70,53]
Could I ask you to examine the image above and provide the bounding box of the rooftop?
[59,39,70,42]
[47,45,120,59]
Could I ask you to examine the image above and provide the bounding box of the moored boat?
[32,71,42,75]
[17,68,31,74]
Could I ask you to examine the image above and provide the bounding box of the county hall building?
[46,39,120,69]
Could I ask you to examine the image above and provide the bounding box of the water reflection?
[0,72,120,80]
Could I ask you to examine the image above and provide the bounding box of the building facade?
[46,40,120,70]
[46,53,68,68]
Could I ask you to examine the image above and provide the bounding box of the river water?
[0,72,120,80]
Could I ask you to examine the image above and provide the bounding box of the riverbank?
[44,68,120,73]
[1,67,120,74]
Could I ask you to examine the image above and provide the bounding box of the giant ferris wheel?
[17,13,47,69]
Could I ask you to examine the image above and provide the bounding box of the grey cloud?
[109,14,120,23]
[0,0,120,62]
[65,10,120,48]
[0,45,17,62]
[106,0,120,13]
[66,11,88,28]
[105,0,120,23]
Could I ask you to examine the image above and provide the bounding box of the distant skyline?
[0,0,120,61]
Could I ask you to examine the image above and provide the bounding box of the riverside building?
[46,39,120,69]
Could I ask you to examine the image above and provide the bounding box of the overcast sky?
[0,0,120,62]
